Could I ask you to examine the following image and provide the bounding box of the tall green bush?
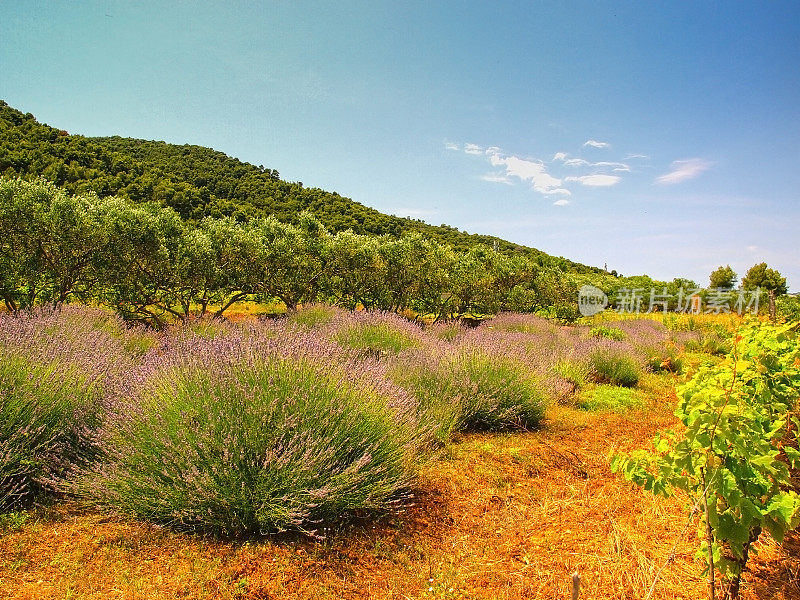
[84,356,420,536]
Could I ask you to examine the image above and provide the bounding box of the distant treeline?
[0,178,585,326]
[9,177,792,325]
[0,100,597,272]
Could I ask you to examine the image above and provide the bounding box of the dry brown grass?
[1,380,797,600]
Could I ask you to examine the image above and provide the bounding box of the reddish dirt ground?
[1,390,798,600]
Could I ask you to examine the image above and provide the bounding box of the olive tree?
[0,178,103,309]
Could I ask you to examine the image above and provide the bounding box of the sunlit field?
[1,305,797,599]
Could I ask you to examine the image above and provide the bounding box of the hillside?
[0,100,597,272]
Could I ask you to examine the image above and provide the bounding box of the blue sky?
[2,1,798,289]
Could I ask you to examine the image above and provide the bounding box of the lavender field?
[0,304,708,537]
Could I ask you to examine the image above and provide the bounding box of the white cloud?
[747,245,758,252]
[487,150,505,167]
[625,153,649,160]
[464,143,483,155]
[594,161,630,172]
[564,158,591,167]
[655,158,713,184]
[584,139,611,149]
[565,174,622,187]
[552,152,589,166]
[553,153,629,171]
[453,141,631,197]
[481,173,512,185]
[553,198,570,206]
[485,147,571,196]
[502,158,566,194]
[444,142,460,151]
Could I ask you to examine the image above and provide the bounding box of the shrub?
[487,313,559,335]
[84,353,421,537]
[335,322,421,356]
[0,353,103,509]
[589,348,640,387]
[590,326,626,341]
[459,351,547,430]
[465,315,573,373]
[388,355,464,444]
[776,296,800,322]
[682,338,703,353]
[286,304,339,329]
[83,310,158,357]
[553,359,591,387]
[0,306,132,509]
[685,331,732,356]
[427,320,467,342]
[180,318,230,340]
[1,305,147,368]
[117,328,158,357]
[390,349,547,440]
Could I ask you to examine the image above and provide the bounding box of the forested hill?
[0,100,596,272]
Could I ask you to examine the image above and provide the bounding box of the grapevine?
[612,319,800,599]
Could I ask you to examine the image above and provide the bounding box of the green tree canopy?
[709,265,737,290]
[742,262,788,295]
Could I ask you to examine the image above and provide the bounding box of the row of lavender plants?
[0,304,695,535]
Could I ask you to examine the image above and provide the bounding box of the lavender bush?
[0,355,103,508]
[286,303,340,329]
[388,350,466,443]
[83,327,424,537]
[426,319,468,343]
[601,319,686,374]
[457,349,547,429]
[684,330,732,356]
[588,344,641,387]
[465,314,665,401]
[460,316,587,404]
[589,325,626,341]
[486,312,562,335]
[389,344,547,439]
[327,309,426,357]
[552,359,592,388]
[0,306,134,508]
